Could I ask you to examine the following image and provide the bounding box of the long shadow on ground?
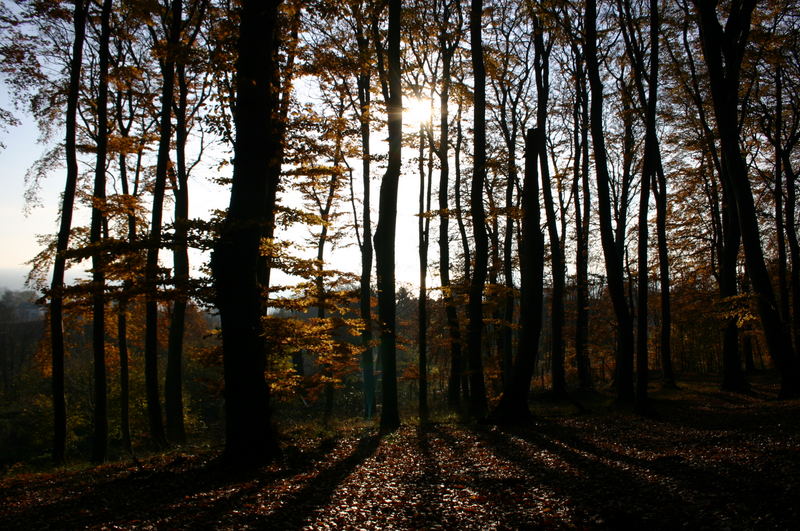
[471,416,799,529]
[0,433,378,530]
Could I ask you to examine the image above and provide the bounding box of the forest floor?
[1,374,799,530]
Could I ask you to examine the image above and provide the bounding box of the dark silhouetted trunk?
[50,0,88,466]
[144,0,183,448]
[783,153,800,355]
[467,0,488,419]
[572,43,592,390]
[693,0,798,397]
[433,6,463,409]
[675,13,745,392]
[113,47,138,454]
[586,0,634,403]
[166,51,189,445]
[211,0,283,465]
[89,0,112,463]
[418,128,432,421]
[374,0,402,433]
[352,11,375,420]
[772,68,792,338]
[489,128,544,424]
[534,24,565,398]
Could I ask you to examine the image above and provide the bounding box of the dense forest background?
[0,0,799,474]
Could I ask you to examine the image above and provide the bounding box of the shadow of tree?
[1,433,377,529]
[471,417,800,529]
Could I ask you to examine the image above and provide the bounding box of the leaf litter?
[1,378,798,529]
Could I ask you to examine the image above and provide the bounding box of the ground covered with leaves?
[2,377,799,529]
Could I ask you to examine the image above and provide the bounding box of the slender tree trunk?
[633,0,660,411]
[115,88,136,455]
[773,68,791,330]
[418,127,432,422]
[586,0,634,403]
[618,0,674,390]
[374,0,402,433]
[144,0,183,448]
[466,0,489,419]
[353,15,375,419]
[675,14,744,392]
[489,128,544,423]
[783,154,800,355]
[572,45,592,390]
[654,165,673,387]
[166,56,189,445]
[534,26,565,398]
[455,101,471,287]
[455,100,471,404]
[211,0,283,465]
[318,161,339,425]
[117,296,132,454]
[89,0,113,463]
[50,0,88,466]
[435,23,463,410]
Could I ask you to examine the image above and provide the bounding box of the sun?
[404,96,433,126]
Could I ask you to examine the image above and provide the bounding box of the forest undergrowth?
[1,374,798,530]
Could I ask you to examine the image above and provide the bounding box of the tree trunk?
[783,153,800,356]
[114,71,137,455]
[374,0,402,433]
[534,25,565,398]
[353,12,375,420]
[49,0,88,466]
[693,0,798,397]
[489,128,544,424]
[89,0,113,463]
[466,0,489,419]
[144,0,183,448]
[773,68,790,329]
[633,0,660,411]
[211,0,283,465]
[572,43,592,390]
[586,0,634,403]
[434,13,463,410]
[166,54,189,445]
[418,128,432,422]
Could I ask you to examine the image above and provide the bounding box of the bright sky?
[0,92,435,294]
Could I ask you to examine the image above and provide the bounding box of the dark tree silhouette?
[585,0,634,403]
[374,0,402,433]
[466,0,488,419]
[49,0,88,465]
[489,127,544,424]
[693,0,799,397]
[89,0,113,463]
[211,0,283,464]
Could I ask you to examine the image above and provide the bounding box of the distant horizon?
[0,267,29,292]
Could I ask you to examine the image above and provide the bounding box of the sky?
[0,91,433,295]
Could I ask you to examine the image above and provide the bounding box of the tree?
[615,0,661,408]
[485,0,532,391]
[49,0,88,465]
[166,0,209,446]
[88,0,113,463]
[532,13,567,398]
[585,0,635,403]
[466,0,488,419]
[489,127,544,423]
[664,0,745,391]
[431,0,464,410]
[692,0,799,397]
[211,0,283,464]
[373,0,402,433]
[143,0,183,448]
